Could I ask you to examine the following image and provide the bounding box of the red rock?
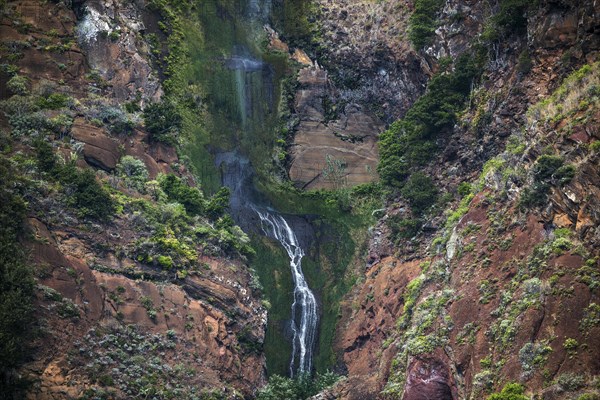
[71,119,121,170]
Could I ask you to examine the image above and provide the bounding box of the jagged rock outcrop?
[315,0,430,120]
[74,0,162,104]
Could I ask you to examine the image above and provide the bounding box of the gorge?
[1,0,599,399]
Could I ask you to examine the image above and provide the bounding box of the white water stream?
[255,210,318,376]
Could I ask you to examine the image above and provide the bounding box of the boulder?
[71,118,120,171]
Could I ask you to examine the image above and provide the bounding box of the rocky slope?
[315,0,600,399]
[0,1,266,398]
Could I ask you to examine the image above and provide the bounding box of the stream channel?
[189,0,321,376]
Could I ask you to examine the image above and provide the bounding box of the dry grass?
[528,62,600,125]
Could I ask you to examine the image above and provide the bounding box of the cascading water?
[215,151,319,376]
[195,0,319,376]
[255,210,318,376]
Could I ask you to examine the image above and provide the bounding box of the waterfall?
[209,0,317,377]
[255,209,318,376]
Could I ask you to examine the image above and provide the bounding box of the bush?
[492,0,531,35]
[408,0,445,49]
[378,52,484,188]
[34,139,57,173]
[257,372,340,400]
[457,182,472,197]
[519,155,575,209]
[0,155,35,396]
[143,100,182,144]
[116,156,149,192]
[158,174,205,216]
[94,104,135,135]
[487,383,528,400]
[388,216,422,241]
[401,172,438,215]
[205,187,230,220]
[557,373,585,392]
[534,155,564,181]
[0,95,46,136]
[517,50,533,74]
[6,74,29,96]
[59,163,115,220]
[36,93,71,110]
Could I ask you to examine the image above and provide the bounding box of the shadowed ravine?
[207,0,319,376]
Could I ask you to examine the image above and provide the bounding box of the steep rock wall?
[326,0,600,399]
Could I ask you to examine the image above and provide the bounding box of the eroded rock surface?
[289,65,383,189]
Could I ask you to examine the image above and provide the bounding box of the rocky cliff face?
[3,0,600,399]
[313,0,600,399]
[0,1,266,398]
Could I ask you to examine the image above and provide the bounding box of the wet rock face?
[1,0,267,397]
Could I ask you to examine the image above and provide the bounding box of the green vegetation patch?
[257,372,340,400]
[0,152,36,396]
[486,382,528,400]
[378,52,485,188]
[408,0,445,49]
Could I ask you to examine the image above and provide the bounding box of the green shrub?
[557,373,585,392]
[487,383,528,400]
[0,155,35,396]
[36,93,71,109]
[143,100,182,144]
[6,74,29,96]
[94,104,135,135]
[457,182,472,197]
[388,216,422,241]
[378,52,484,188]
[534,155,564,181]
[0,95,46,136]
[34,139,57,173]
[517,50,533,74]
[408,0,445,49]
[518,182,549,209]
[59,163,115,220]
[577,393,600,400]
[158,174,205,216]
[401,172,438,215]
[257,372,340,400]
[563,337,578,352]
[116,156,149,192]
[205,187,230,220]
[520,155,575,209]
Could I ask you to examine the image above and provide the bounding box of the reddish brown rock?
[71,118,121,170]
[403,356,455,400]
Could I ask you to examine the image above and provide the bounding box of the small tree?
[487,383,528,400]
[117,155,149,192]
[158,174,205,216]
[401,172,438,215]
[143,100,182,144]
